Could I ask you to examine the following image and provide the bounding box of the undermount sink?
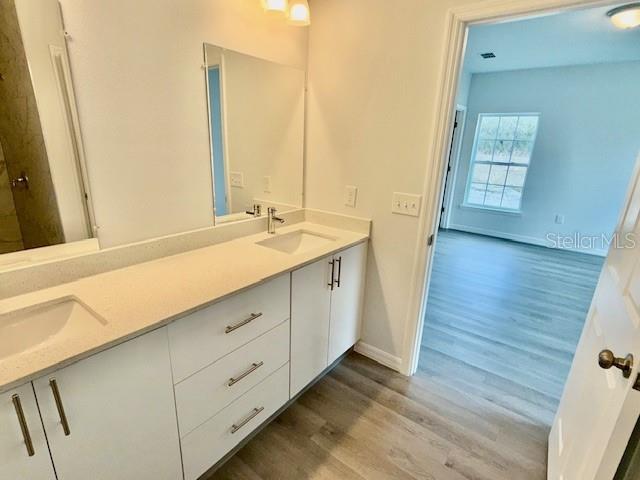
[256,229,336,255]
[0,296,107,360]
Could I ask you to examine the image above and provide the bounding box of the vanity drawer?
[181,364,289,480]
[175,320,289,437]
[168,274,290,382]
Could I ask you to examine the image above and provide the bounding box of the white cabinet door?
[33,328,183,480]
[0,384,56,480]
[290,257,332,397]
[328,243,367,364]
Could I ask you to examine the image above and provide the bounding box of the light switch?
[344,185,358,208]
[392,192,422,217]
[555,214,565,225]
[230,172,244,188]
[263,176,272,193]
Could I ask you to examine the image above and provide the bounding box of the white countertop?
[0,222,368,393]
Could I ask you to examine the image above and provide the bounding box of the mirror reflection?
[204,44,305,224]
[0,0,94,257]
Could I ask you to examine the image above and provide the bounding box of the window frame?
[462,112,540,213]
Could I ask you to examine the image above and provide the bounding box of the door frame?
[440,106,466,229]
[401,0,622,376]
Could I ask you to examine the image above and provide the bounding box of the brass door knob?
[598,349,634,378]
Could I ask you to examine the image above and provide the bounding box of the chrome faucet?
[246,204,262,217]
[267,207,285,234]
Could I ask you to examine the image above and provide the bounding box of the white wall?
[306,0,475,362]
[448,62,640,254]
[59,0,308,247]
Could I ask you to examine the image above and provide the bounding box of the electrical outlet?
[344,185,358,208]
[263,176,272,193]
[230,172,244,188]
[555,214,565,225]
[392,192,422,217]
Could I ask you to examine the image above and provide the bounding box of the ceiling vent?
[480,52,496,59]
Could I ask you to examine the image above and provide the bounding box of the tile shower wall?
[0,0,64,250]
[0,141,23,253]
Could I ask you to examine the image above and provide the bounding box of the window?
[465,113,539,211]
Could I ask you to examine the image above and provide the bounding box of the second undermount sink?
[256,229,336,255]
[0,296,107,361]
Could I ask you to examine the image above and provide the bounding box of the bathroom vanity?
[0,2,367,478]
[0,219,369,480]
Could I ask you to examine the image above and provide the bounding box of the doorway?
[406,2,640,478]
[206,65,229,217]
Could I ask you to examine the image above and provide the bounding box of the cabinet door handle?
[225,312,262,334]
[335,256,342,288]
[12,394,35,457]
[231,406,264,434]
[49,379,71,436]
[328,259,335,291]
[228,361,264,387]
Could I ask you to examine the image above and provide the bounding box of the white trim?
[354,342,403,372]
[447,224,608,256]
[56,3,98,240]
[459,203,522,216]
[219,53,233,215]
[401,0,621,377]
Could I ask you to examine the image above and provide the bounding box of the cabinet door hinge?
[427,234,434,246]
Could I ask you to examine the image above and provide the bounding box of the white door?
[33,327,183,480]
[290,258,332,397]
[328,243,367,364]
[0,383,56,480]
[549,163,640,480]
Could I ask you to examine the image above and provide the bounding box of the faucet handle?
[246,204,262,217]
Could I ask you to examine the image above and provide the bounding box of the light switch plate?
[230,172,244,188]
[263,176,272,193]
[555,214,565,225]
[344,185,358,208]
[392,192,422,217]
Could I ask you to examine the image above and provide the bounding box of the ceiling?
[463,3,640,73]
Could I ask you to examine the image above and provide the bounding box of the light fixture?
[262,0,288,14]
[607,3,640,29]
[288,0,310,26]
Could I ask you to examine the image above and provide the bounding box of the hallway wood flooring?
[209,230,604,480]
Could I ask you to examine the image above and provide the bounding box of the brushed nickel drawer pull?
[335,256,342,288]
[328,260,335,291]
[49,379,71,436]
[228,361,264,387]
[225,312,263,334]
[231,406,264,434]
[12,394,35,456]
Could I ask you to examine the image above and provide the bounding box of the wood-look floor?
[208,230,604,480]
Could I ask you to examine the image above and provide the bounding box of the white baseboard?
[447,224,608,257]
[354,342,402,372]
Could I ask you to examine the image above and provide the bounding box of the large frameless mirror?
[204,44,305,224]
[0,0,95,266]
